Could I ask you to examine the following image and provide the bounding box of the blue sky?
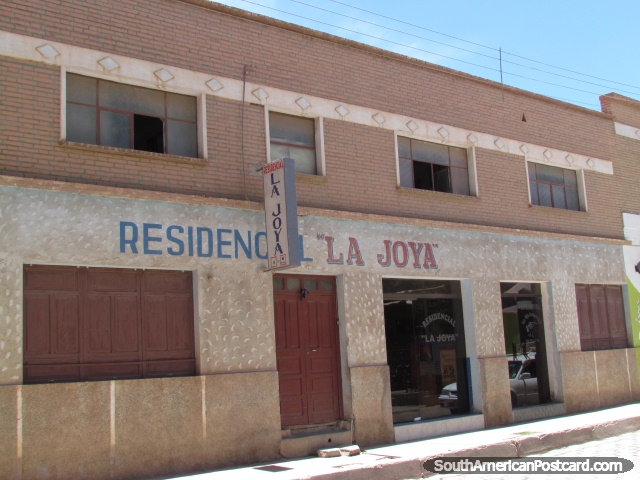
[211,0,640,111]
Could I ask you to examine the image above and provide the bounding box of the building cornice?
[0,174,628,246]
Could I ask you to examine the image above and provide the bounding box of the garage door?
[24,265,195,383]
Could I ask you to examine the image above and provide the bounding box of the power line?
[227,0,633,107]
[238,0,501,74]
[290,0,640,97]
[324,0,640,92]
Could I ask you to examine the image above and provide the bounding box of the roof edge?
[179,0,611,119]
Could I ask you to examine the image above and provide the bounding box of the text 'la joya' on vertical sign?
[263,157,301,270]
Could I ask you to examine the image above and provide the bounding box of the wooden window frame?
[527,162,582,211]
[65,73,199,158]
[267,110,324,176]
[397,136,471,196]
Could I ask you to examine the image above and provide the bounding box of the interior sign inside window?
[263,158,301,270]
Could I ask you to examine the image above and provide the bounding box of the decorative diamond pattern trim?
[154,68,174,83]
[296,97,311,111]
[543,149,553,160]
[406,120,419,132]
[206,78,224,92]
[252,87,269,103]
[97,57,120,72]
[494,138,505,149]
[0,30,614,175]
[36,44,60,59]
[520,144,529,155]
[437,127,449,139]
[372,113,385,125]
[335,105,349,118]
[467,133,478,145]
[565,154,574,164]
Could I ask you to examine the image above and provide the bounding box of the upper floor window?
[65,73,198,158]
[268,111,319,175]
[528,162,580,211]
[398,137,470,195]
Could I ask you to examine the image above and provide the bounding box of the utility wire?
[228,0,632,107]
[291,0,640,97]
[324,0,640,92]
[238,0,500,74]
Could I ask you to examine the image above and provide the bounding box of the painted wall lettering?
[118,221,310,262]
[376,240,439,269]
[323,235,439,269]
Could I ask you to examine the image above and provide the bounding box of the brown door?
[274,275,342,427]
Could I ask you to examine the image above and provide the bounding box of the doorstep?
[280,420,353,458]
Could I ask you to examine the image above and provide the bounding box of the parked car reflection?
[438,355,539,411]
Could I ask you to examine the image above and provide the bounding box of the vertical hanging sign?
[263,157,301,270]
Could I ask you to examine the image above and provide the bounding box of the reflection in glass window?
[269,112,317,175]
[501,283,551,408]
[383,279,469,423]
[528,162,580,211]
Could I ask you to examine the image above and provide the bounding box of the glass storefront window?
[501,283,551,408]
[383,279,469,424]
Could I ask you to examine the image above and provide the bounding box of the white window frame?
[525,160,587,212]
[265,107,326,176]
[394,134,478,197]
[60,67,207,159]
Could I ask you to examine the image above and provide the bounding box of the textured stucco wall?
[0,184,628,458]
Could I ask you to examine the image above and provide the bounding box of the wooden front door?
[274,275,342,427]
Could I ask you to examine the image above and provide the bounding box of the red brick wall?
[601,94,640,128]
[0,0,631,238]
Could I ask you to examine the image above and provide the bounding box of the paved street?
[427,429,640,479]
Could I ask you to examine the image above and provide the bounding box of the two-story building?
[1,1,640,478]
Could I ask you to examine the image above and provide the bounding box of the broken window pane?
[134,115,164,153]
[66,73,198,157]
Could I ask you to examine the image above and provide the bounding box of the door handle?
[308,349,318,354]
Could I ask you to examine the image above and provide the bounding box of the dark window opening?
[66,73,198,158]
[398,137,470,195]
[134,114,164,153]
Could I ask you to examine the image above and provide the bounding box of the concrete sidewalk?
[172,403,640,480]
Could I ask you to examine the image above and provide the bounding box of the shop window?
[501,283,551,408]
[527,162,581,211]
[269,111,320,175]
[66,73,199,158]
[398,137,471,195]
[575,284,627,351]
[23,266,195,384]
[383,279,470,423]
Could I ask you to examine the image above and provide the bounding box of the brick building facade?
[1,0,640,478]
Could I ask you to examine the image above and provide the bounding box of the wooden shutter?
[24,266,195,384]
